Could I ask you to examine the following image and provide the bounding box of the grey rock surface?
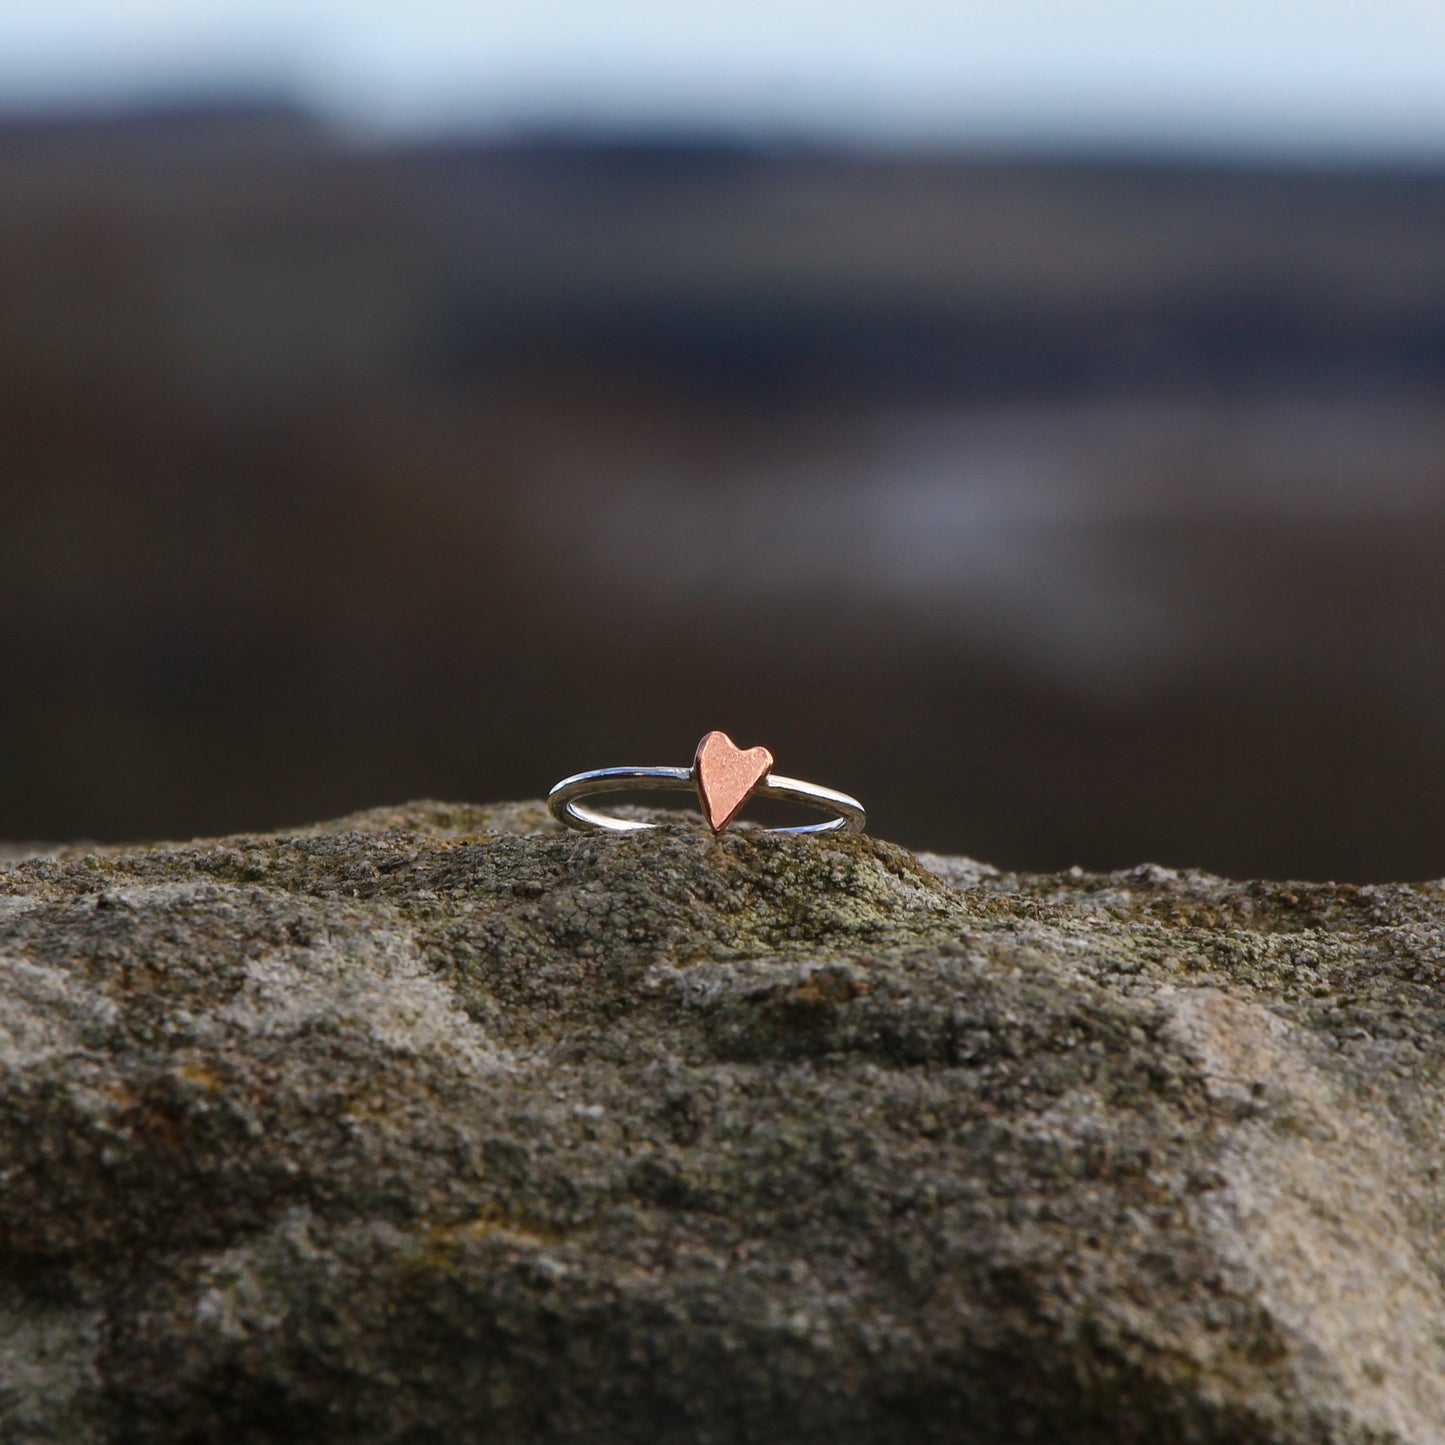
[1,800,1443,1443]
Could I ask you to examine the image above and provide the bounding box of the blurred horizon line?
[7,90,1445,174]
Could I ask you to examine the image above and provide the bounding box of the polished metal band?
[547,765,866,835]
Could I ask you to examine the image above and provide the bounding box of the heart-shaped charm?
[693,731,774,833]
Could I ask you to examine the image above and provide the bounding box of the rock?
[1,801,1443,1443]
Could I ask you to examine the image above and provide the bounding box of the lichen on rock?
[1,800,1443,1442]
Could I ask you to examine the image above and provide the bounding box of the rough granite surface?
[0,800,1443,1443]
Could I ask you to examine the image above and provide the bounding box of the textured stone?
[0,800,1443,1442]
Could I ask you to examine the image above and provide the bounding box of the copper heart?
[693,731,774,833]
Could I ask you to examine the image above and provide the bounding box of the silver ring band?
[548,766,866,835]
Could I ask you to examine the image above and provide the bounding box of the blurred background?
[4,2,1445,879]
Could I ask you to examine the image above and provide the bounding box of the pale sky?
[2,0,1445,153]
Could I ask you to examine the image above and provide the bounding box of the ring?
[548,731,866,836]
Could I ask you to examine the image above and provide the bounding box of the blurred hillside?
[4,102,1445,877]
